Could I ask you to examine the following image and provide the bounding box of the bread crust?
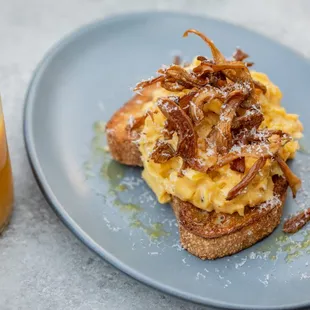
[172,175,287,259]
[106,87,289,259]
[106,85,156,166]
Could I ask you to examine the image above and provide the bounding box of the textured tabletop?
[0,1,310,309]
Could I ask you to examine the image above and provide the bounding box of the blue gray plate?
[24,12,310,310]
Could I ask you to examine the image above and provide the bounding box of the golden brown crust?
[172,176,287,260]
[176,205,283,260]
[106,85,156,166]
[177,175,287,239]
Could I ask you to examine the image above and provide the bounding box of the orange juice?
[0,102,13,233]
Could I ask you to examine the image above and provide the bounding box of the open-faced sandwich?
[106,29,303,259]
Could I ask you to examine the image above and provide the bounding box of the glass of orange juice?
[0,98,13,234]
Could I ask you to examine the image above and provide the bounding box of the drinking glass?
[0,98,13,233]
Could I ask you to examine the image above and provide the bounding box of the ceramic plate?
[24,12,310,310]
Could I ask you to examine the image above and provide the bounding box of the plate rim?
[23,11,310,310]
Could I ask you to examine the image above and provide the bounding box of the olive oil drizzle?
[256,229,310,263]
[82,121,169,240]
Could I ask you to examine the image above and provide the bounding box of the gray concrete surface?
[0,0,309,309]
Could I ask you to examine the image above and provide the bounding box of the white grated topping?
[172,243,184,252]
[196,272,206,280]
[257,195,281,213]
[206,148,215,156]
[219,114,231,122]
[235,257,247,269]
[168,95,179,102]
[258,274,270,287]
[128,115,135,127]
[230,144,242,154]
[190,101,200,120]
[300,273,310,280]
[249,252,257,259]
[148,252,159,255]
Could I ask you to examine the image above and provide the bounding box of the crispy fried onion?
[230,157,245,173]
[206,90,246,154]
[173,55,181,65]
[232,108,264,130]
[126,111,155,139]
[193,63,227,87]
[253,80,267,94]
[134,75,164,91]
[157,98,197,159]
[283,208,310,233]
[233,128,290,145]
[133,29,301,202]
[233,48,249,61]
[126,114,147,138]
[193,87,225,107]
[275,153,301,198]
[192,62,214,77]
[227,157,267,200]
[150,140,175,163]
[182,142,279,174]
[209,140,282,172]
[179,91,198,115]
[189,101,205,124]
[183,29,255,90]
[162,119,175,140]
[232,48,254,67]
[163,65,208,89]
[188,87,225,124]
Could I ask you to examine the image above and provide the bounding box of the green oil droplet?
[115,184,128,192]
[285,251,302,263]
[113,199,122,207]
[282,243,298,253]
[276,234,289,243]
[304,230,310,238]
[100,160,125,187]
[91,136,106,156]
[130,219,144,228]
[129,214,169,239]
[85,121,171,241]
[113,198,141,213]
[301,238,310,249]
[93,121,106,134]
[120,203,142,212]
[83,160,96,179]
[146,223,170,239]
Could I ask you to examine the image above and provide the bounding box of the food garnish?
[132,29,301,201]
[157,98,197,160]
[283,208,310,233]
[150,140,175,163]
[227,157,267,200]
[275,154,301,198]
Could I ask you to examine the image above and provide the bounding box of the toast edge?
[171,182,287,260]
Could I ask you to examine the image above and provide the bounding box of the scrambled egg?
[138,66,303,216]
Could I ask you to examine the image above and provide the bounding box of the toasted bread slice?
[106,86,157,167]
[172,175,287,259]
[106,87,288,259]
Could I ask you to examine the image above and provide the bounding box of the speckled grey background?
[1,1,310,309]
